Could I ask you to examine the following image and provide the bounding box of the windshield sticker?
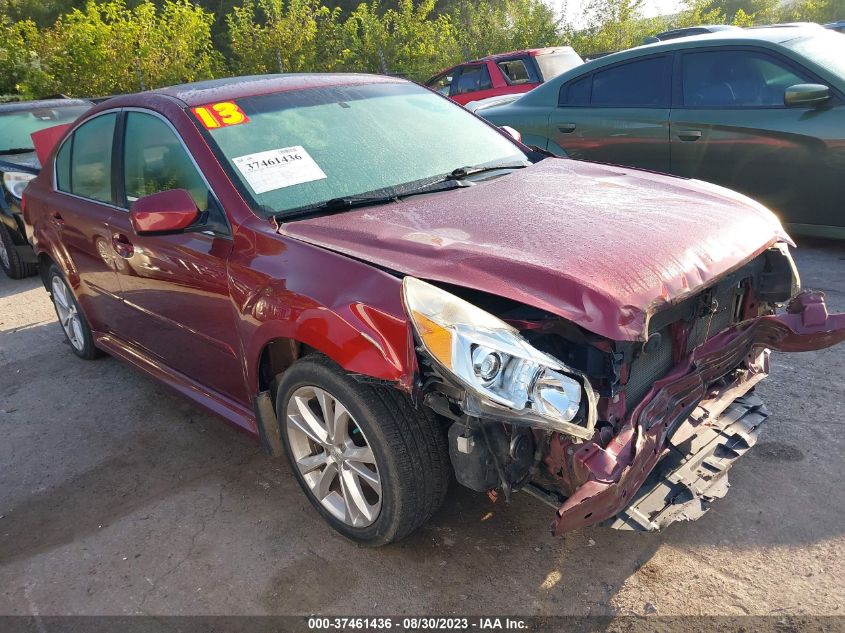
[232,146,327,194]
[191,102,249,129]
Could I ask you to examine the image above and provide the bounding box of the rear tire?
[0,222,37,279]
[48,264,101,360]
[276,355,450,546]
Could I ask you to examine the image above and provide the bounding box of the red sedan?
[22,74,845,545]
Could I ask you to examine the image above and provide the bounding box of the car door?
[51,112,127,332]
[548,54,673,172]
[670,47,842,227]
[450,63,498,105]
[105,109,246,403]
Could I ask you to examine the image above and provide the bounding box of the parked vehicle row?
[17,71,845,545]
[0,98,92,278]
[425,47,584,105]
[477,25,845,239]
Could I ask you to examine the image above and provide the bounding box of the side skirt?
[94,332,258,437]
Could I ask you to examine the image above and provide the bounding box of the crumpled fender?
[550,290,845,536]
[231,230,417,395]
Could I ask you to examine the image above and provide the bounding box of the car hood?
[279,159,789,342]
[0,151,39,172]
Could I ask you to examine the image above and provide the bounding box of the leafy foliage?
[1,0,841,99]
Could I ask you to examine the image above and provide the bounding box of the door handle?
[49,211,64,227]
[112,233,134,259]
[558,123,576,133]
[677,130,702,142]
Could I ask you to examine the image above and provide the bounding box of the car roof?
[573,25,824,68]
[146,73,404,107]
[637,24,823,51]
[0,97,93,113]
[511,25,830,108]
[478,47,577,62]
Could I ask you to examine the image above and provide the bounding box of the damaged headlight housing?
[403,276,594,438]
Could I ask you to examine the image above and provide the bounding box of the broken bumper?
[607,392,768,531]
[550,291,845,536]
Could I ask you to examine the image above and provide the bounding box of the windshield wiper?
[446,161,529,180]
[276,178,468,223]
[0,148,35,155]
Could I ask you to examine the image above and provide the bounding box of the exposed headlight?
[402,276,596,439]
[3,172,35,199]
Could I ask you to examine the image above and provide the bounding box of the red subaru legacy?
[23,74,845,545]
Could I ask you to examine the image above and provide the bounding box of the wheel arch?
[250,304,419,402]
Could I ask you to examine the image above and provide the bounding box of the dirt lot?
[0,239,843,617]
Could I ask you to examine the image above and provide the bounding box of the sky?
[551,0,685,27]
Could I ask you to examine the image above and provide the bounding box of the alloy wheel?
[285,386,382,528]
[51,275,85,352]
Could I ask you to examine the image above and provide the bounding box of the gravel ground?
[0,238,843,617]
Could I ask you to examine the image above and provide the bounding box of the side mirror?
[784,83,830,108]
[500,125,522,143]
[130,189,200,235]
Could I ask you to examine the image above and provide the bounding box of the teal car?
[478,26,845,238]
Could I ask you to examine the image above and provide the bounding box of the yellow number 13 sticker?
[191,101,250,129]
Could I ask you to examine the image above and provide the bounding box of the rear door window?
[64,113,117,203]
[590,56,670,107]
[454,64,494,95]
[498,58,532,85]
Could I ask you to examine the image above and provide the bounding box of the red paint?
[129,189,200,234]
[30,123,71,166]
[549,290,845,535]
[427,47,580,106]
[19,75,844,540]
[281,158,790,342]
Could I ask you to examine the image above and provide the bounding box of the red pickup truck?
[426,47,583,105]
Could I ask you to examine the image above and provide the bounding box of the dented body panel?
[20,73,845,540]
[548,291,845,535]
[281,159,790,342]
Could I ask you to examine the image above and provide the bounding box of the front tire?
[48,265,100,360]
[276,355,450,546]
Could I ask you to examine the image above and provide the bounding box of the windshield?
[198,82,527,217]
[0,105,90,153]
[785,32,845,81]
[534,50,583,81]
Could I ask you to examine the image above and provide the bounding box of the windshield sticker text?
[232,146,327,194]
[191,102,249,129]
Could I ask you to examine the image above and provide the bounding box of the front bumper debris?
[549,290,845,536]
[607,393,768,531]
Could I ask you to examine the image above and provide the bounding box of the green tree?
[452,0,562,61]
[227,0,335,74]
[9,0,221,98]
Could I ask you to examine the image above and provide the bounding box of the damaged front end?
[405,245,845,536]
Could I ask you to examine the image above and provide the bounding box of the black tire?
[48,264,101,360]
[276,355,450,546]
[0,221,37,279]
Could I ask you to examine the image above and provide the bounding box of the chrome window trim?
[52,108,122,208]
[53,106,231,236]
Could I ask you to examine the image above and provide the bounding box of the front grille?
[625,281,745,410]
